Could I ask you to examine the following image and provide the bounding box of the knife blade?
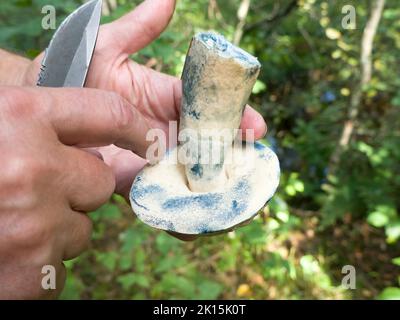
[37,0,102,87]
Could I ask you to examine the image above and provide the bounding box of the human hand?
[0,86,150,298]
[23,0,267,200]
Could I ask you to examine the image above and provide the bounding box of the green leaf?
[95,251,118,271]
[120,228,143,252]
[356,141,374,158]
[300,255,320,275]
[392,257,400,266]
[133,274,150,288]
[293,180,305,193]
[155,232,180,253]
[386,220,400,243]
[197,280,223,299]
[135,248,147,273]
[377,287,400,300]
[367,211,389,228]
[252,80,267,94]
[91,202,121,221]
[236,220,267,245]
[325,28,341,40]
[263,252,290,280]
[59,274,84,300]
[154,274,195,298]
[117,274,136,291]
[119,254,134,271]
[154,254,187,274]
[276,211,289,223]
[391,95,400,107]
[117,273,150,291]
[285,185,296,196]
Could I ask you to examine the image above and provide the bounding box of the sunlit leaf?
[377,287,400,300]
[392,257,400,266]
[252,80,267,94]
[367,211,389,228]
[325,28,341,40]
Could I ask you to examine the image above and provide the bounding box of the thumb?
[101,0,176,55]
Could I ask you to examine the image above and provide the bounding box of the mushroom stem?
[179,32,261,192]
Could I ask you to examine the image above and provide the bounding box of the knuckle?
[8,155,41,182]
[70,156,115,210]
[8,215,53,250]
[0,87,40,120]
[0,154,34,193]
[0,153,56,206]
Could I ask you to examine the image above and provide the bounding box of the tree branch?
[233,0,251,45]
[329,0,385,172]
[244,0,298,33]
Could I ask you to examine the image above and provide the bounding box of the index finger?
[36,87,152,157]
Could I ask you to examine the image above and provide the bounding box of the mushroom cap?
[130,142,280,235]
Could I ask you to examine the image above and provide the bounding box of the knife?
[37,0,102,87]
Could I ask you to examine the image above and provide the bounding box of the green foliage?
[2,0,400,299]
[377,287,400,300]
[0,0,81,55]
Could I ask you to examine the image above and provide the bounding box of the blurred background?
[1,0,399,299]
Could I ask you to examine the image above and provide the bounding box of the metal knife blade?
[37,0,102,87]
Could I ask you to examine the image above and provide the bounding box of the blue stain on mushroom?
[146,216,175,232]
[198,32,260,68]
[130,183,166,212]
[131,183,165,199]
[189,110,200,119]
[162,193,223,211]
[190,163,203,178]
[131,198,148,211]
[193,222,213,234]
[254,141,266,150]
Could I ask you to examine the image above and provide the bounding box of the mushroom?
[130,32,280,235]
